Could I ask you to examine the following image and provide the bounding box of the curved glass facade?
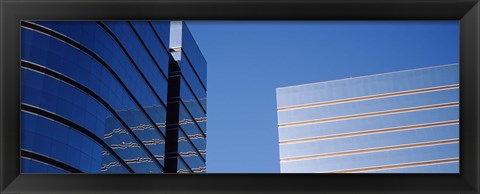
[276,64,459,173]
[20,21,207,173]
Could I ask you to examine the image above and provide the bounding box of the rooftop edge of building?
[276,63,459,92]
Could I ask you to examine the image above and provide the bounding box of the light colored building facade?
[276,64,459,173]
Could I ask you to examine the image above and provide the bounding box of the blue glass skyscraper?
[20,21,206,173]
[164,21,207,173]
[276,64,459,173]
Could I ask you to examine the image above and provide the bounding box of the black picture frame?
[1,0,479,193]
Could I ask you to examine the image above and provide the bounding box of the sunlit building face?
[276,64,459,173]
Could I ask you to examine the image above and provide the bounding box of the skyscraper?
[20,21,206,173]
[164,21,207,173]
[276,64,459,173]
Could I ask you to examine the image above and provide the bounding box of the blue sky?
[186,21,459,173]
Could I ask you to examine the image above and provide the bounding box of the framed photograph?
[1,0,479,193]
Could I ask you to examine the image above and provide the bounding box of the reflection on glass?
[20,21,207,173]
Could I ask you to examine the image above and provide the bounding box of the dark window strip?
[127,21,170,80]
[21,22,168,171]
[147,21,207,102]
[21,61,165,171]
[21,150,83,173]
[21,156,68,173]
[166,75,207,137]
[96,21,168,108]
[20,104,134,173]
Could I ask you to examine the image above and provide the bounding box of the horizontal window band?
[110,143,141,149]
[178,117,207,125]
[326,158,459,173]
[96,21,168,108]
[146,21,172,57]
[178,125,207,162]
[21,104,135,173]
[279,120,459,145]
[174,102,207,163]
[21,21,170,170]
[278,84,459,111]
[21,150,83,173]
[124,157,154,164]
[126,21,169,81]
[179,100,207,137]
[178,153,194,173]
[178,134,206,140]
[277,63,458,90]
[142,139,166,145]
[21,61,166,171]
[192,166,207,173]
[180,74,207,114]
[278,102,459,128]
[180,49,207,90]
[21,22,168,137]
[178,58,207,116]
[179,151,200,157]
[101,162,122,172]
[280,138,459,162]
[21,156,68,172]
